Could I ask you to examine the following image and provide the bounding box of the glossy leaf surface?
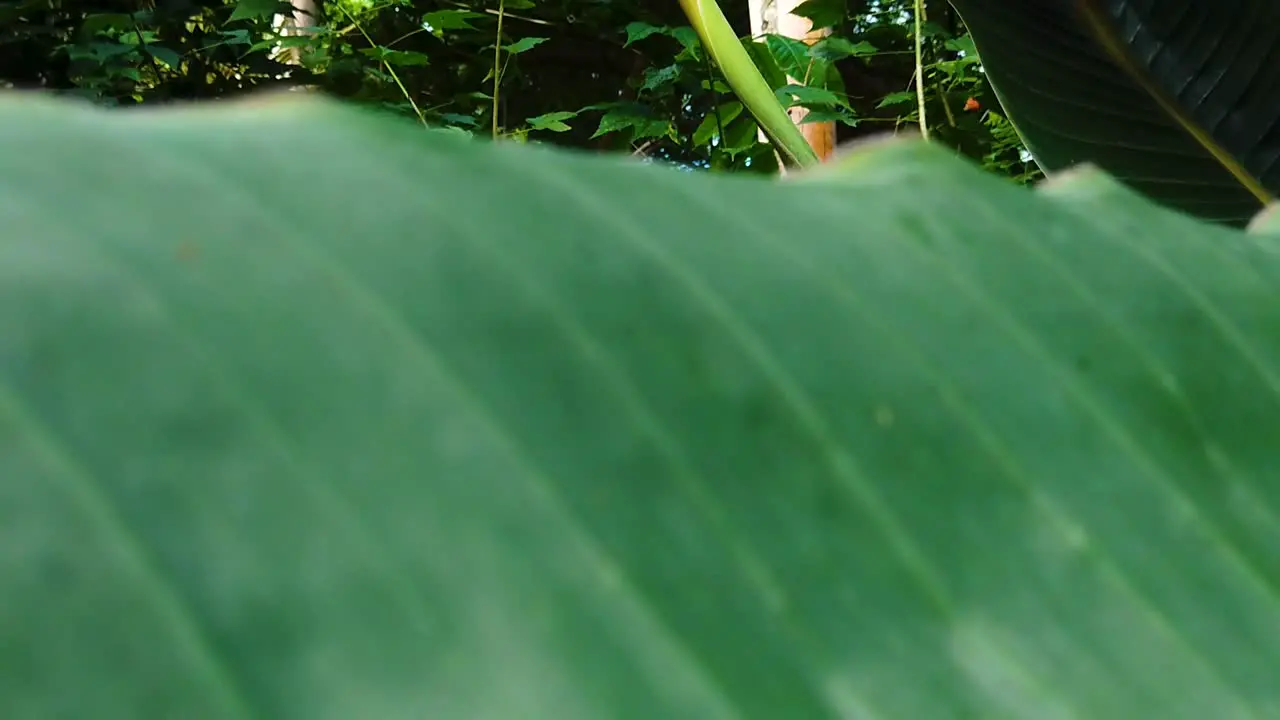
[951,0,1280,224]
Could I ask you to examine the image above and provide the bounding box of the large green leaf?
[949,0,1280,225]
[5,95,1280,717]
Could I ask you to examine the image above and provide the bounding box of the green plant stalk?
[677,0,820,168]
[492,0,505,138]
[936,84,956,127]
[913,0,928,139]
[338,5,426,126]
[701,50,726,164]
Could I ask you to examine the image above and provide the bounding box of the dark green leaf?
[944,34,976,55]
[503,36,549,54]
[422,9,485,34]
[217,29,252,47]
[120,29,160,45]
[776,83,843,109]
[359,47,430,66]
[640,64,680,92]
[719,113,758,152]
[950,0,1280,224]
[436,112,478,127]
[693,101,745,145]
[623,21,667,47]
[809,37,877,62]
[68,42,137,61]
[146,46,181,69]
[789,0,847,30]
[799,108,857,126]
[933,55,979,78]
[877,90,915,107]
[80,13,133,34]
[631,117,672,140]
[590,108,656,138]
[227,0,288,22]
[765,34,815,81]
[742,40,788,92]
[700,79,733,94]
[669,26,700,57]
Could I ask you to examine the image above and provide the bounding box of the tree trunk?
[749,0,836,165]
[273,0,319,68]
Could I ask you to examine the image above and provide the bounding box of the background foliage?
[0,0,1040,177]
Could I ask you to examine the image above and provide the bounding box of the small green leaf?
[799,108,858,126]
[532,121,571,132]
[877,90,916,107]
[776,84,843,109]
[945,34,977,55]
[68,42,136,61]
[422,10,485,35]
[80,13,133,34]
[720,114,758,152]
[640,64,680,92]
[632,117,673,140]
[591,110,643,138]
[228,0,286,22]
[591,109,669,140]
[693,101,745,145]
[359,47,430,66]
[789,0,847,30]
[218,29,252,46]
[503,36,548,54]
[146,46,182,69]
[766,34,823,82]
[669,26,700,56]
[526,111,577,132]
[436,112,478,127]
[809,37,877,61]
[742,40,787,91]
[920,20,949,38]
[623,22,667,47]
[119,30,161,46]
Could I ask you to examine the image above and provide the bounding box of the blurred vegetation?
[1,0,1039,179]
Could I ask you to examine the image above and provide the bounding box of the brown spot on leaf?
[176,241,200,262]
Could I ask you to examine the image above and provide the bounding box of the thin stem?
[702,47,725,163]
[937,85,955,127]
[339,5,425,125]
[492,0,506,139]
[913,0,929,139]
